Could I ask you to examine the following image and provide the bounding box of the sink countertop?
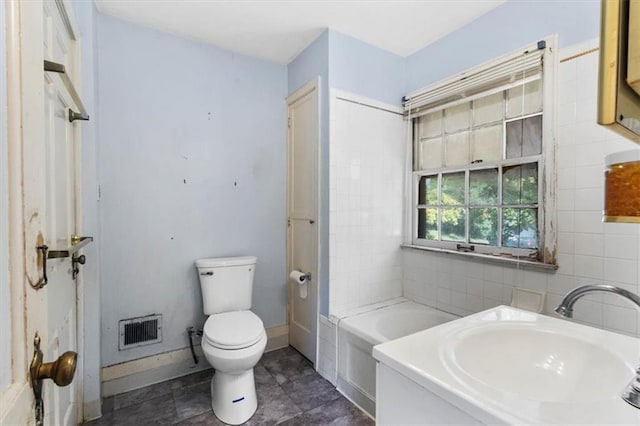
[372,306,640,425]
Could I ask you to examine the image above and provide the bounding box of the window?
[405,38,557,265]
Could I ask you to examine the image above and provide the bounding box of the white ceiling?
[94,0,505,65]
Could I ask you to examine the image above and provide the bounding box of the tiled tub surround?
[403,40,640,338]
[328,92,406,315]
[336,299,458,416]
[86,347,372,425]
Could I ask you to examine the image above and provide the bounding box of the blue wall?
[287,31,331,316]
[94,0,603,351]
[329,30,405,106]
[97,15,288,366]
[406,0,600,92]
[287,29,406,316]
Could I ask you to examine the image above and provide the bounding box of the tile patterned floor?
[85,346,373,425]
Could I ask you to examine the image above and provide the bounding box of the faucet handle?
[621,366,640,408]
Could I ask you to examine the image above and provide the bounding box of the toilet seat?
[203,310,264,350]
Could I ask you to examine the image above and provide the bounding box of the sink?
[373,306,640,424]
[446,323,632,402]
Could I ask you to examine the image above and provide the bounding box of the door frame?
[0,0,85,423]
[286,77,321,365]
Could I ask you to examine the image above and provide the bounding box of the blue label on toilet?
[232,397,245,403]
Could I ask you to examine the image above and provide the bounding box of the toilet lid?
[203,311,264,350]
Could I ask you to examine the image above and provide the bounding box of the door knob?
[30,334,78,424]
[72,253,86,279]
[33,351,77,386]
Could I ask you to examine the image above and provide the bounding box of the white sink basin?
[447,323,632,403]
[373,306,640,424]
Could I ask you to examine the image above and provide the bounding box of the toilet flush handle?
[200,271,214,276]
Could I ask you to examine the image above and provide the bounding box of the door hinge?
[287,218,291,227]
[96,184,101,201]
[287,116,291,128]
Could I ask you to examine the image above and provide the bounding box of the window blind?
[404,42,545,117]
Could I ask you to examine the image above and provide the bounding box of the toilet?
[195,256,267,425]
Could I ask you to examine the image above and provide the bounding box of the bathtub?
[337,299,458,416]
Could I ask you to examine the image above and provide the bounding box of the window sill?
[400,244,558,271]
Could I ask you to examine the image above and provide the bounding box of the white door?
[0,1,84,424]
[41,1,82,424]
[287,80,319,364]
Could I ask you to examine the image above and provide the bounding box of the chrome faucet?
[555,284,640,409]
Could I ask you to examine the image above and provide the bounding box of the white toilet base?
[211,369,258,425]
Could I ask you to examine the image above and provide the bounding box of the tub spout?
[554,284,640,318]
[555,284,640,409]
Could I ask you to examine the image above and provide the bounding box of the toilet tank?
[195,256,257,315]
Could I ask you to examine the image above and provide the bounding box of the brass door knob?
[36,351,77,387]
[30,334,78,426]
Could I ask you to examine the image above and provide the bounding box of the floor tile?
[113,380,173,410]
[260,347,315,385]
[112,393,178,425]
[83,411,115,426]
[101,396,115,413]
[244,384,302,426]
[173,381,212,422]
[174,410,225,425]
[85,346,371,426]
[254,365,277,390]
[170,368,214,390]
[279,396,373,426]
[280,373,341,412]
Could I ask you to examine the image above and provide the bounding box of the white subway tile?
[451,291,466,310]
[547,274,577,295]
[557,211,575,233]
[574,188,603,212]
[557,167,576,190]
[555,253,574,276]
[573,255,604,280]
[571,298,604,328]
[517,269,548,292]
[557,232,575,255]
[604,258,638,285]
[573,233,604,257]
[573,211,603,234]
[603,304,638,336]
[483,281,503,301]
[575,165,603,189]
[604,234,639,260]
[556,189,575,211]
[574,142,604,166]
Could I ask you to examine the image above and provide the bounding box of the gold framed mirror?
[598,0,640,143]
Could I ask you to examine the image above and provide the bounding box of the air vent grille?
[119,314,162,350]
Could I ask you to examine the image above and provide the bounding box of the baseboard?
[102,324,289,397]
[83,399,102,422]
[102,346,210,397]
[265,324,289,352]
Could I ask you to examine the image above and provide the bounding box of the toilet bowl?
[201,310,267,425]
[195,256,265,425]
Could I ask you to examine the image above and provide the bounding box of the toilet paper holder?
[299,272,311,281]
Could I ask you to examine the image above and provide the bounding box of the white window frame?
[404,36,558,267]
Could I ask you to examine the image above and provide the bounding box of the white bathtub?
[337,300,458,416]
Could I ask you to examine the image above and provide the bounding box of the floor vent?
[119,314,162,350]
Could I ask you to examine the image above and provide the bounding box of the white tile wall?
[328,92,406,315]
[317,315,337,385]
[403,40,640,338]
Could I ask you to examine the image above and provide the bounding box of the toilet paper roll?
[289,270,306,283]
[289,270,308,299]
